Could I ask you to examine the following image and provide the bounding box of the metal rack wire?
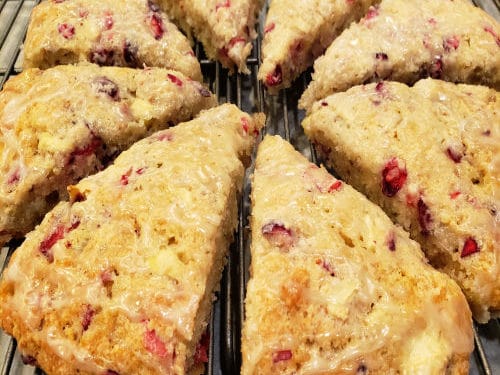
[0,1,499,374]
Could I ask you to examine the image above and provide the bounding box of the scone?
[24,0,202,81]
[259,0,379,93]
[302,79,500,322]
[158,0,264,73]
[300,0,500,111]
[242,135,473,375]
[0,104,264,375]
[0,64,216,246]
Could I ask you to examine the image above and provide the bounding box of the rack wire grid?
[1,0,499,374]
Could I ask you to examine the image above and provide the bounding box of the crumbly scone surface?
[303,79,500,322]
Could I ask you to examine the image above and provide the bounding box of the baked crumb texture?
[300,0,500,111]
[259,0,380,93]
[158,0,264,73]
[0,64,216,246]
[242,135,473,375]
[24,0,203,81]
[303,79,499,323]
[0,104,264,375]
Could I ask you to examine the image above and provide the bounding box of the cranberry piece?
[58,23,75,39]
[90,47,115,66]
[228,36,246,48]
[21,355,38,366]
[320,101,328,107]
[357,364,368,374]
[68,135,102,164]
[375,52,388,60]
[450,191,461,200]
[328,180,343,193]
[216,0,230,11]
[484,26,500,47]
[136,167,146,175]
[365,6,379,20]
[39,225,65,262]
[241,117,250,134]
[104,14,114,30]
[417,198,432,235]
[386,231,396,251]
[101,268,115,287]
[123,41,139,66]
[461,237,480,258]
[158,132,173,142]
[198,87,211,97]
[7,167,20,185]
[194,331,210,364]
[443,36,460,52]
[446,147,462,163]
[144,329,169,358]
[264,22,275,34]
[316,258,335,276]
[429,57,443,79]
[120,168,133,186]
[266,65,282,87]
[273,350,292,363]
[93,76,120,101]
[262,222,294,249]
[82,305,95,331]
[381,157,407,197]
[149,13,164,40]
[167,73,183,87]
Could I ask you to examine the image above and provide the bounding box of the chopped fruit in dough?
[0,104,264,375]
[157,0,264,73]
[0,64,215,245]
[259,0,380,93]
[242,135,473,375]
[302,79,500,322]
[300,0,500,111]
[24,0,202,81]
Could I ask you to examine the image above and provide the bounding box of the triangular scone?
[0,104,264,375]
[302,79,500,322]
[0,64,215,246]
[242,136,473,375]
[158,0,264,73]
[300,0,500,111]
[259,0,379,93]
[23,0,202,81]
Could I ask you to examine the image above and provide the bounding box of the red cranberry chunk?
[68,135,102,165]
[21,355,38,366]
[90,47,115,66]
[39,225,65,262]
[316,258,335,276]
[417,198,432,235]
[484,26,500,47]
[429,57,443,79]
[194,331,210,364]
[328,180,343,193]
[273,350,292,363]
[365,6,379,20]
[386,231,396,251]
[58,23,75,39]
[266,65,283,87]
[123,41,139,66]
[443,36,460,51]
[375,52,388,60]
[149,13,164,40]
[158,132,174,142]
[381,157,407,197]
[450,191,461,200]
[446,147,463,163]
[104,13,114,30]
[144,329,169,358]
[262,222,294,249]
[93,76,120,101]
[461,237,480,257]
[167,73,183,87]
[7,167,20,185]
[82,305,96,331]
[229,37,246,48]
[264,22,275,34]
[216,0,230,11]
[120,167,133,186]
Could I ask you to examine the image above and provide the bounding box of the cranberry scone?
[0,64,216,246]
[24,0,202,81]
[302,79,500,322]
[300,0,500,111]
[242,135,473,375]
[0,104,264,375]
[259,0,379,93]
[157,0,264,73]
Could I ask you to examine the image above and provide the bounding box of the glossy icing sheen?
[242,136,473,375]
[0,104,263,374]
